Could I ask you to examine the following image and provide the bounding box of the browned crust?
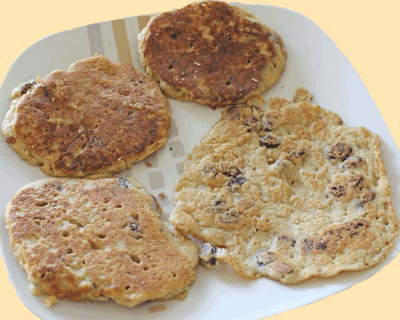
[139,0,287,109]
[2,56,171,178]
[5,178,197,307]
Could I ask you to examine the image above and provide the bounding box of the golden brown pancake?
[2,56,171,178]
[170,89,399,284]
[139,0,287,109]
[5,178,198,307]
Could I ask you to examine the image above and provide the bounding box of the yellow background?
[0,0,399,319]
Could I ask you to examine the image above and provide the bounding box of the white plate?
[1,3,400,320]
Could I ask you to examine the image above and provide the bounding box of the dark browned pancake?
[2,56,171,178]
[139,0,287,109]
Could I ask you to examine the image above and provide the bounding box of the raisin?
[203,163,220,177]
[342,156,363,169]
[256,250,276,266]
[211,199,225,207]
[222,166,241,177]
[344,219,368,235]
[301,238,330,253]
[354,220,365,229]
[200,243,217,256]
[226,106,242,121]
[262,114,278,131]
[242,117,259,132]
[301,239,315,253]
[328,183,347,198]
[127,222,142,239]
[260,134,280,148]
[251,105,264,118]
[274,159,293,171]
[129,223,139,232]
[278,235,296,247]
[199,243,219,267]
[358,189,375,205]
[49,182,63,191]
[228,176,246,188]
[325,142,352,161]
[219,210,239,224]
[290,147,306,160]
[118,178,129,188]
[347,174,365,191]
[273,261,293,274]
[209,198,227,215]
[204,243,216,254]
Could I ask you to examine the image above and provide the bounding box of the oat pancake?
[138,0,287,109]
[170,89,399,284]
[5,178,198,307]
[2,56,171,178]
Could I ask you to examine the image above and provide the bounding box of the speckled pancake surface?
[2,56,171,178]
[5,178,198,307]
[170,89,399,284]
[138,0,287,109]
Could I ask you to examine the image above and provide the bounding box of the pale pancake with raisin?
[170,89,399,284]
[5,178,198,307]
[2,56,171,178]
[138,0,286,109]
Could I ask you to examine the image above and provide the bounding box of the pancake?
[169,89,399,284]
[2,56,171,178]
[138,0,287,109]
[5,178,198,307]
